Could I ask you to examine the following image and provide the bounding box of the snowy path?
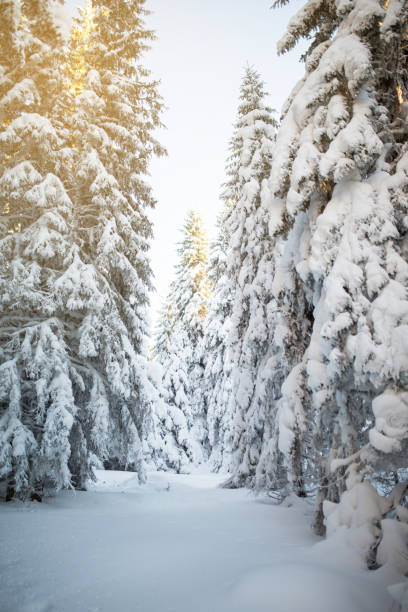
[0,470,395,612]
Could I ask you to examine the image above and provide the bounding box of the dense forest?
[1,0,408,605]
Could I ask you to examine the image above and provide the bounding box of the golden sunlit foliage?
[397,84,404,105]
[181,211,212,318]
[66,1,95,96]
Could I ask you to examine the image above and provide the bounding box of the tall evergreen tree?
[262,0,408,560]
[153,211,211,467]
[60,0,166,474]
[146,295,191,472]
[202,205,234,470]
[0,0,165,499]
[213,67,278,486]
[0,0,91,500]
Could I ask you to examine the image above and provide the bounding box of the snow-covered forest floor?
[0,469,400,612]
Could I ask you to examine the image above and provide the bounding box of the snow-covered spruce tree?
[154,211,211,467]
[265,0,408,562]
[59,0,166,474]
[153,298,174,365]
[216,67,278,486]
[146,296,191,472]
[0,0,165,500]
[202,205,234,470]
[0,0,95,500]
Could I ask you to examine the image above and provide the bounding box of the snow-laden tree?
[221,66,275,205]
[202,206,234,470]
[263,0,408,561]
[0,0,94,500]
[58,0,166,475]
[152,298,174,364]
[145,296,191,472]
[153,211,211,467]
[215,67,278,486]
[0,0,165,499]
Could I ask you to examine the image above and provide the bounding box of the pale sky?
[65,1,307,328]
[145,0,306,327]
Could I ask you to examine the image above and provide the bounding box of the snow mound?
[223,561,391,612]
[389,581,408,611]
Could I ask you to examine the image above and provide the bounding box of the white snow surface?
[0,469,398,612]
